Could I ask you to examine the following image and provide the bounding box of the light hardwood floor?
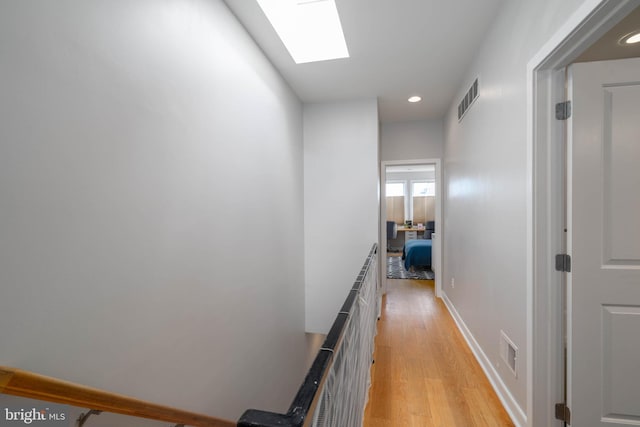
[363,277,514,427]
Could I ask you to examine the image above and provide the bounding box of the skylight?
[255,0,350,64]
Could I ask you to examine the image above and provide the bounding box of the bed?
[402,239,432,270]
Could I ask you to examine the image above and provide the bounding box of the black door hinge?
[555,254,571,272]
[555,403,571,424]
[556,101,572,120]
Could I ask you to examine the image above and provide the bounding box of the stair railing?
[238,243,379,427]
[1,243,379,427]
[0,367,235,427]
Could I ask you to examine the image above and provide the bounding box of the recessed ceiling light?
[256,0,349,64]
[619,30,640,45]
[408,96,422,103]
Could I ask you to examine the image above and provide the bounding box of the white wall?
[304,100,379,333]
[0,0,306,421]
[380,119,444,161]
[442,0,590,422]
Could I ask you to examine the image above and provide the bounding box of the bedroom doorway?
[380,159,442,297]
[529,1,639,424]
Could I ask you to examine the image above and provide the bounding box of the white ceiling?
[575,4,640,63]
[386,164,435,173]
[223,0,505,122]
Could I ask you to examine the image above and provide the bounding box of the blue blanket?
[402,239,432,270]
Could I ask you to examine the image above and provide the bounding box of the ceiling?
[223,0,505,123]
[575,4,640,63]
[386,164,435,173]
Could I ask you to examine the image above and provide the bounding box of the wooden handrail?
[0,367,235,427]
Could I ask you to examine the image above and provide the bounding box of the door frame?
[380,158,442,298]
[527,0,637,425]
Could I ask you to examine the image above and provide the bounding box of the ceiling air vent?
[457,77,479,121]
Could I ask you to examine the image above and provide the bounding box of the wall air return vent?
[457,77,479,121]
[500,330,518,377]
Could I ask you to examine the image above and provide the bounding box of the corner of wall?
[441,292,527,427]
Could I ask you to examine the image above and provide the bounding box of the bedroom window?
[386,182,405,197]
[386,182,405,225]
[412,181,435,197]
[411,181,435,226]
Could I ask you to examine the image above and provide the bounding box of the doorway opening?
[380,159,442,297]
[528,1,639,425]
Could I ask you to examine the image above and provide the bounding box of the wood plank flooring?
[363,278,514,427]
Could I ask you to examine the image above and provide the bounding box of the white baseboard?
[441,292,527,427]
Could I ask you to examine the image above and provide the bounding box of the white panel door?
[568,58,640,426]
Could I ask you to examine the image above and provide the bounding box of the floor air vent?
[500,330,518,377]
[457,77,479,121]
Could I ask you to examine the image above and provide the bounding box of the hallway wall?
[442,0,590,423]
[380,119,443,161]
[303,100,379,333]
[0,0,306,420]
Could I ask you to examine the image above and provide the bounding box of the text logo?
[3,408,67,425]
